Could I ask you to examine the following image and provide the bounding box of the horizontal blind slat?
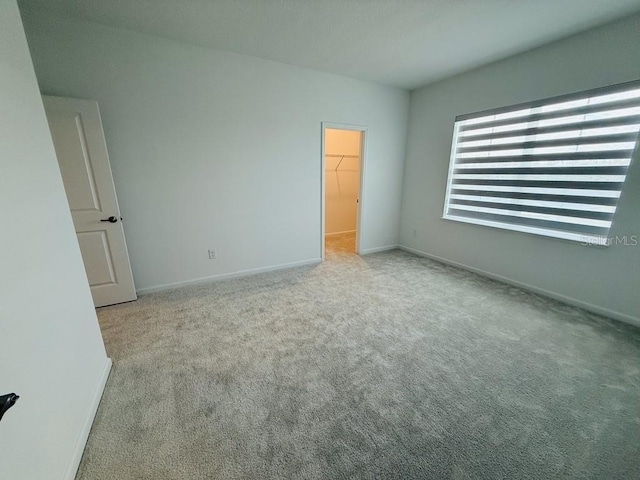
[458,98,640,132]
[457,133,639,153]
[449,190,619,205]
[448,204,611,227]
[455,159,632,169]
[450,184,621,197]
[449,200,614,221]
[453,173,626,182]
[458,116,640,140]
[456,142,636,159]
[447,209,611,236]
[448,194,617,213]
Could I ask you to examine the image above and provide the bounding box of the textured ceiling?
[18,0,640,90]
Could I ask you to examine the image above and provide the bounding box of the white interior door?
[43,95,137,307]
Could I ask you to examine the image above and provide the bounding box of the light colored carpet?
[79,249,640,479]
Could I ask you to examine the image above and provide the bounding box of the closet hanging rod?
[326,154,359,171]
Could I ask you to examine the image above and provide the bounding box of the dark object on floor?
[0,393,19,422]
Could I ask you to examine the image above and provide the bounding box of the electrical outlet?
[412,229,417,238]
[208,248,217,260]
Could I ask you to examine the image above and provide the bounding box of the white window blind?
[443,81,640,245]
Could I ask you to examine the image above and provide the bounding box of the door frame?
[321,122,368,261]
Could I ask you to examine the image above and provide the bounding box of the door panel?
[43,96,137,307]
[76,231,116,286]
[47,112,102,211]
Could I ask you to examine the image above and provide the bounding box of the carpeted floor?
[78,248,640,479]
[325,232,356,254]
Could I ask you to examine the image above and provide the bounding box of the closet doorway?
[321,123,366,259]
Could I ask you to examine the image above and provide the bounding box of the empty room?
[1,1,640,479]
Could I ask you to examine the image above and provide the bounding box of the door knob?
[0,393,19,422]
[100,216,118,223]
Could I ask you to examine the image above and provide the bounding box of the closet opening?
[321,123,366,260]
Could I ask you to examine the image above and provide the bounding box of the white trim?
[321,126,326,261]
[357,128,368,257]
[136,258,322,295]
[321,122,368,260]
[360,245,399,255]
[398,245,639,328]
[443,122,460,218]
[325,230,356,237]
[64,357,112,480]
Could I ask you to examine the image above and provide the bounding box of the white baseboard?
[137,258,322,295]
[360,244,399,255]
[325,230,356,237]
[64,357,112,480]
[399,245,640,328]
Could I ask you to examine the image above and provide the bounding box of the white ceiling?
[19,0,640,90]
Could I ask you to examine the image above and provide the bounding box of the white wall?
[325,129,361,235]
[20,10,409,292]
[0,2,110,479]
[400,14,640,325]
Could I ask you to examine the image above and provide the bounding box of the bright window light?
[443,81,640,245]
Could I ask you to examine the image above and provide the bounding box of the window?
[443,81,640,246]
